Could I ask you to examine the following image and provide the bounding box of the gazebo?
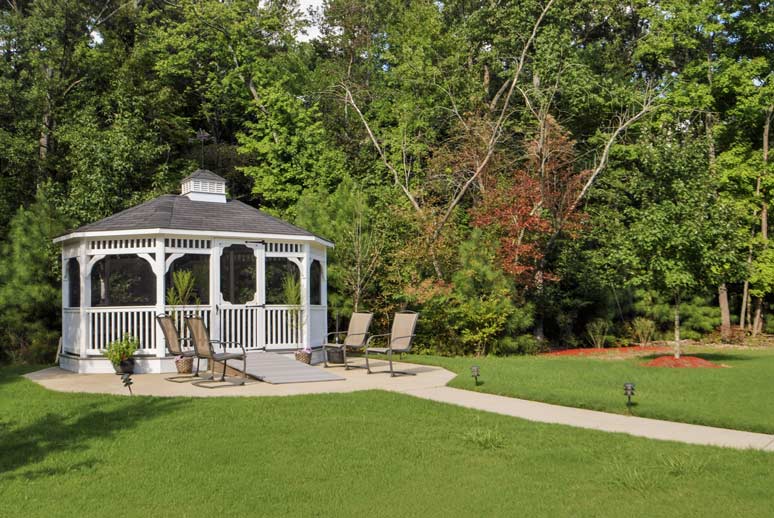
[54,170,332,373]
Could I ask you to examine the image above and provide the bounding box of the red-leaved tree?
[471,115,590,288]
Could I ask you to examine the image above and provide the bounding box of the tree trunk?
[753,108,772,336]
[719,283,732,341]
[674,295,681,360]
[749,108,772,335]
[753,300,764,336]
[740,276,750,330]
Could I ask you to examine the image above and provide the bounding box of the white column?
[210,241,221,342]
[255,243,266,349]
[301,244,311,350]
[322,250,328,344]
[79,241,89,358]
[155,237,166,357]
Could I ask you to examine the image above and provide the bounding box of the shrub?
[103,335,139,365]
[497,334,543,355]
[586,319,610,348]
[629,317,656,346]
[0,184,69,364]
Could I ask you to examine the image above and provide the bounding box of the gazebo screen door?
[217,242,266,350]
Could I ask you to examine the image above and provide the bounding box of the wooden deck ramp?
[220,351,345,384]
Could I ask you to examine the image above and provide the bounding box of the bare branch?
[571,88,658,211]
[343,85,421,212]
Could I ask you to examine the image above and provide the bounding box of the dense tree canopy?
[1,0,772,361]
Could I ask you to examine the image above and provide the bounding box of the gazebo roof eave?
[53,228,334,248]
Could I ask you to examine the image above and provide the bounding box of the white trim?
[55,229,334,248]
[164,253,186,272]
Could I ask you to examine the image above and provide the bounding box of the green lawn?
[406,347,774,434]
[1,366,774,517]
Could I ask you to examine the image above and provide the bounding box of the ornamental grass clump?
[104,334,139,365]
[629,317,656,346]
[586,319,610,348]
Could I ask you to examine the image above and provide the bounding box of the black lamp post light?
[624,382,635,410]
[471,365,481,386]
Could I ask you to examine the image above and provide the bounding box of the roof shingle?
[65,195,326,241]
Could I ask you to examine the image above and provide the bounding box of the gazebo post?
[301,244,311,350]
[79,241,88,359]
[155,237,166,358]
[255,243,266,348]
[210,241,222,345]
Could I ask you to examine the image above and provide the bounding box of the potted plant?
[104,334,139,374]
[283,275,312,363]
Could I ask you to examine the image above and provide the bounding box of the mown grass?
[1,366,774,517]
[406,347,774,434]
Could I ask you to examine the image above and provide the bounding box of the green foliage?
[405,230,534,356]
[633,291,720,341]
[586,319,611,349]
[103,335,139,365]
[282,274,301,306]
[238,90,346,216]
[166,270,200,306]
[296,176,387,313]
[1,0,773,355]
[0,184,69,364]
[629,317,656,346]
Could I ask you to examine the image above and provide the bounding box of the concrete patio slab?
[25,358,454,398]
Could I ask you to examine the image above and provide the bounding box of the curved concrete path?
[26,358,774,451]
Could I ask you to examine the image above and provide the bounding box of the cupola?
[181,169,227,203]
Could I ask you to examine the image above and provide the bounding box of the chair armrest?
[365,333,391,347]
[326,330,348,344]
[386,335,416,351]
[211,340,244,353]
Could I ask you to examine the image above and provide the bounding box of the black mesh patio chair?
[365,312,419,376]
[323,312,373,369]
[185,315,248,385]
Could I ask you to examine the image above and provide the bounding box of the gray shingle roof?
[182,169,226,182]
[66,195,326,241]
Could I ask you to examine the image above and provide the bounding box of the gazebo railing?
[79,304,307,355]
[86,306,158,354]
[220,305,263,350]
[265,305,303,348]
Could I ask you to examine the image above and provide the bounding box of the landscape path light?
[624,382,635,410]
[471,365,480,386]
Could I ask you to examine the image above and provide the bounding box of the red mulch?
[542,345,674,357]
[643,356,720,368]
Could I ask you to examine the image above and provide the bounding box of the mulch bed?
[643,355,721,369]
[542,345,674,357]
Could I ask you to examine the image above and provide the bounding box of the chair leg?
[389,350,394,377]
[344,346,349,370]
[194,357,200,377]
[241,356,246,385]
[220,359,227,382]
[323,345,329,368]
[365,349,372,374]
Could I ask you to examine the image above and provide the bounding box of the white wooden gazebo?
[55,170,332,373]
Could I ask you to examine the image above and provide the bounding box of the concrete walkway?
[26,358,774,451]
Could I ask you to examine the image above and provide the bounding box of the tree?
[296,176,386,312]
[0,184,70,363]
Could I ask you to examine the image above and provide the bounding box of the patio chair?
[323,312,373,369]
[365,312,419,377]
[185,316,248,384]
[156,314,196,382]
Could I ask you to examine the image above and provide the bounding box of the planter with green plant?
[283,275,310,363]
[104,335,139,374]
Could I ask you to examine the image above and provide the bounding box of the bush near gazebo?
[104,335,139,366]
